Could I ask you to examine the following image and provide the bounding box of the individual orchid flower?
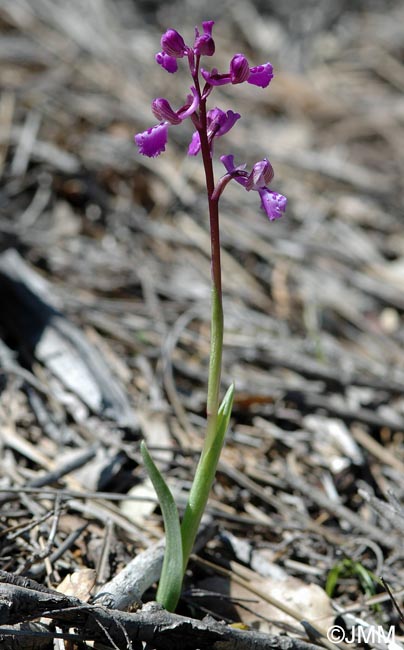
[220,154,287,220]
[193,20,215,56]
[155,28,189,74]
[188,107,240,156]
[135,88,199,157]
[202,54,274,88]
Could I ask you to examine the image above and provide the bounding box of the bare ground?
[0,0,404,648]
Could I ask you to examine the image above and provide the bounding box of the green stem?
[180,91,225,570]
[180,286,223,568]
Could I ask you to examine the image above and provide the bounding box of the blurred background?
[1,0,404,635]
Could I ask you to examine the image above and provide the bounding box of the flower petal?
[202,21,215,36]
[221,154,237,174]
[161,29,187,58]
[246,158,274,190]
[230,54,250,84]
[155,51,178,73]
[177,86,200,120]
[135,123,168,157]
[258,188,287,220]
[188,131,201,156]
[194,21,215,56]
[201,68,231,86]
[152,98,182,124]
[215,109,241,137]
[247,63,274,88]
[220,154,247,186]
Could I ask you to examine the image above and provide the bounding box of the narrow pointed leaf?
[207,382,235,456]
[180,383,234,567]
[217,382,234,443]
[140,441,183,611]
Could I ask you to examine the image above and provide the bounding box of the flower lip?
[248,62,274,88]
[135,123,168,158]
[259,188,287,220]
[155,51,178,73]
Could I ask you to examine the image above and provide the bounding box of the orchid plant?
[135,20,286,612]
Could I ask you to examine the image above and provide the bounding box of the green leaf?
[325,564,342,597]
[140,441,183,611]
[352,562,377,597]
[180,383,234,569]
[326,558,378,599]
[214,382,235,450]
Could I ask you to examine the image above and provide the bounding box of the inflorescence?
[135,21,286,221]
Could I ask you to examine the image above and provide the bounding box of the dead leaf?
[57,568,97,602]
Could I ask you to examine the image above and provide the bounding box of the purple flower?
[188,107,240,156]
[161,29,187,58]
[152,98,182,125]
[247,63,274,88]
[193,21,215,56]
[156,23,215,74]
[135,88,200,157]
[229,54,251,84]
[202,56,273,88]
[151,88,199,124]
[135,19,287,221]
[220,155,286,220]
[258,189,287,220]
[155,51,178,74]
[135,123,169,158]
[245,158,274,189]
